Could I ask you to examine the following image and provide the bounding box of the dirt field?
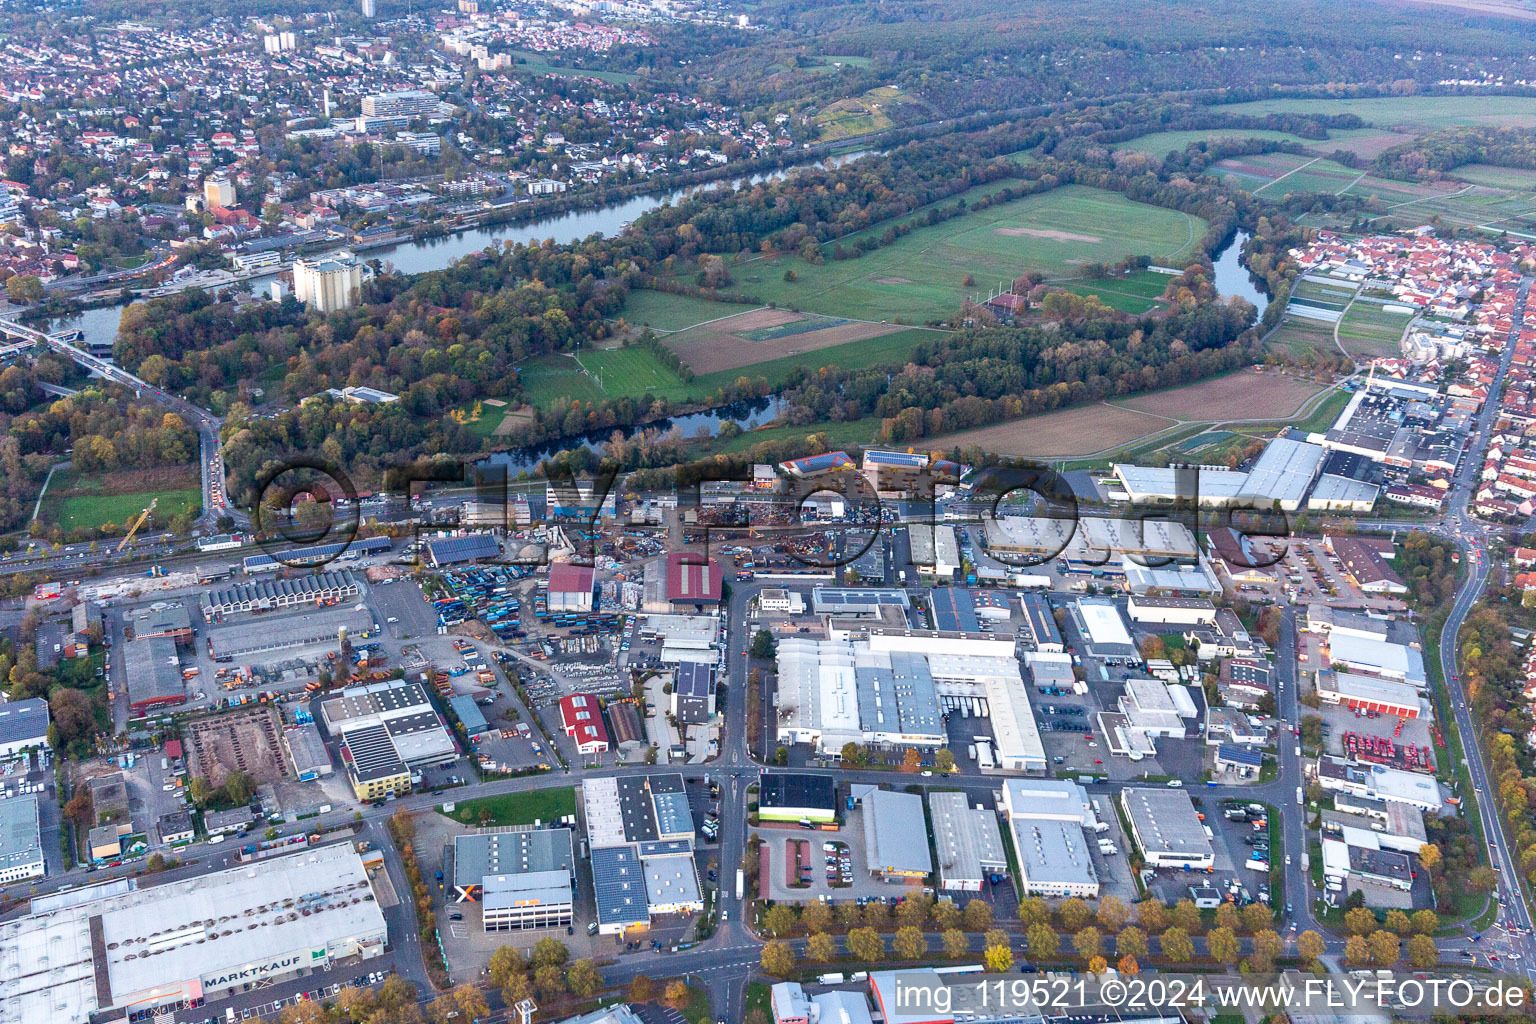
[1325,133,1418,160]
[667,316,906,375]
[936,403,1171,458]
[185,706,290,787]
[1114,371,1324,421]
[995,227,1102,243]
[701,307,803,332]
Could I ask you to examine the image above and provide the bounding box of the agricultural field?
[665,307,931,377]
[619,289,755,332]
[1212,95,1536,135]
[1263,316,1341,362]
[1335,302,1415,359]
[815,85,921,141]
[1113,369,1325,421]
[935,402,1173,459]
[1289,276,1357,314]
[1113,128,1318,157]
[1449,164,1536,190]
[39,467,202,532]
[1213,153,1366,197]
[711,185,1205,323]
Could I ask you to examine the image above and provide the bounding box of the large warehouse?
[0,842,385,1024]
[123,635,187,713]
[321,679,456,799]
[1315,671,1423,719]
[759,773,838,824]
[452,829,575,931]
[928,790,1007,892]
[1326,632,1428,689]
[0,698,49,758]
[776,631,1046,772]
[0,794,44,884]
[201,570,360,619]
[856,786,933,880]
[584,774,702,935]
[999,780,1103,898]
[1121,788,1215,870]
[1072,599,1138,659]
[207,604,377,662]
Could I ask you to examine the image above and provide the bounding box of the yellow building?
[293,256,365,314]
[204,176,235,210]
[340,723,412,802]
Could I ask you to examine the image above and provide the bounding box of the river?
[1211,229,1270,316]
[45,151,872,351]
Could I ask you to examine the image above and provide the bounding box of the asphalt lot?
[370,577,439,640]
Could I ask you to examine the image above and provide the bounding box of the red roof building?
[547,563,595,613]
[665,551,722,606]
[558,694,609,753]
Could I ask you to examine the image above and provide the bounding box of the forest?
[1372,126,1536,181]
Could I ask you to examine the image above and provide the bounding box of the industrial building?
[861,448,962,498]
[1240,437,1327,511]
[662,551,722,607]
[241,535,391,573]
[583,774,701,934]
[1071,599,1138,659]
[856,786,932,881]
[0,794,44,884]
[757,773,837,824]
[810,588,910,617]
[670,661,716,724]
[983,515,1201,571]
[1313,756,1442,811]
[0,698,49,758]
[1110,464,1250,506]
[321,679,455,799]
[125,602,194,642]
[122,636,187,713]
[201,571,359,619]
[1326,632,1427,688]
[908,524,961,579]
[1126,595,1217,626]
[452,829,575,931]
[927,587,980,632]
[1120,788,1215,870]
[757,588,805,615]
[1018,592,1063,652]
[0,842,386,1024]
[559,694,610,753]
[425,533,502,567]
[282,722,334,780]
[1314,671,1423,719]
[207,604,377,662]
[999,780,1103,898]
[447,695,491,739]
[548,563,596,612]
[927,791,1007,892]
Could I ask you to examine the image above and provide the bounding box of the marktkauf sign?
[203,948,327,989]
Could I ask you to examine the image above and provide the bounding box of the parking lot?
[1144,795,1277,912]
[369,577,438,639]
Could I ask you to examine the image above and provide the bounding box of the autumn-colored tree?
[1418,843,1442,872]
[452,985,489,1022]
[1116,926,1148,959]
[1118,954,1140,975]
[532,937,569,968]
[1208,926,1239,966]
[802,900,833,933]
[567,960,601,999]
[933,898,962,930]
[1240,902,1273,934]
[535,964,566,1001]
[335,985,376,1021]
[665,979,691,1010]
[1028,923,1059,959]
[863,900,890,927]
[1407,934,1438,969]
[984,941,1014,972]
[807,931,837,963]
[1411,909,1439,936]
[1214,903,1240,934]
[1136,899,1169,934]
[902,747,923,771]
[894,926,927,960]
[761,940,795,978]
[1074,927,1102,961]
[501,972,533,1009]
[489,946,528,989]
[1160,926,1194,964]
[898,893,933,928]
[278,1002,326,1024]
[848,927,885,962]
[764,904,797,938]
[1096,895,1129,932]
[943,928,969,958]
[1383,910,1412,936]
[1249,929,1282,973]
[1057,897,1091,933]
[1344,935,1369,966]
[1344,907,1377,937]
[1297,930,1326,965]
[838,902,865,928]
[963,898,994,932]
[628,975,655,1004]
[1170,898,1202,933]
[1019,897,1051,927]
[1367,929,1400,966]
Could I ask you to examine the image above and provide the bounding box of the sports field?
[1113,370,1325,421]
[715,185,1205,323]
[519,349,699,409]
[1056,269,1175,314]
[40,468,202,532]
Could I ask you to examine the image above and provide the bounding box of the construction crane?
[117,497,157,552]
